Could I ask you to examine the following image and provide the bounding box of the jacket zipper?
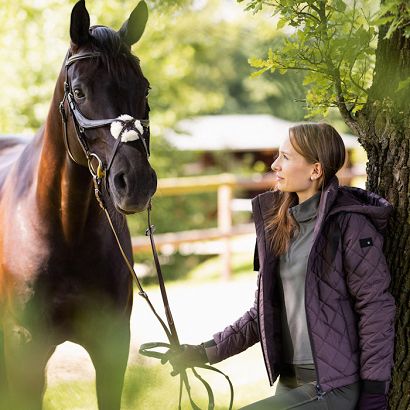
[254,197,275,385]
[316,384,326,400]
[305,235,325,400]
[256,271,274,385]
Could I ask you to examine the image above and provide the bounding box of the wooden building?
[165,114,366,187]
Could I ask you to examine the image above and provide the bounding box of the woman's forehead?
[278,135,293,153]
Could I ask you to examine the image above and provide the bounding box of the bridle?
[59,51,233,410]
[59,51,150,184]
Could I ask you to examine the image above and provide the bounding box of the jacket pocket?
[340,299,359,354]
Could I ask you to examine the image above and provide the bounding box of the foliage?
[372,0,410,39]
[0,0,358,280]
[0,0,307,134]
[240,0,409,117]
[0,0,304,247]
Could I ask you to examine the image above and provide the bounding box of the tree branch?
[349,55,369,95]
[317,0,359,130]
[337,0,357,69]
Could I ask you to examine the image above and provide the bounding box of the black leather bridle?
[58,51,233,410]
[59,51,150,179]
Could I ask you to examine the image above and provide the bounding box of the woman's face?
[271,134,321,203]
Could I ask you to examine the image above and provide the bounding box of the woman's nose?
[271,159,279,171]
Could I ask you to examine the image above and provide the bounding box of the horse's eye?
[74,89,85,99]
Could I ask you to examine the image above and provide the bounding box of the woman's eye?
[74,89,85,99]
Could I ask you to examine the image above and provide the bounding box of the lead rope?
[91,172,233,410]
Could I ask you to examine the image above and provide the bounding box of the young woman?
[167,123,395,410]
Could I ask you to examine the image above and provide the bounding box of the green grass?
[187,252,254,282]
[43,253,258,409]
[44,362,234,410]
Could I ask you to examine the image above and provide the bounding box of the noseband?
[59,51,150,186]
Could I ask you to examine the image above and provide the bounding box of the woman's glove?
[357,392,387,410]
[162,344,208,376]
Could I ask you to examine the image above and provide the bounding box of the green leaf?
[384,18,400,39]
[371,16,395,26]
[277,18,287,29]
[376,1,397,18]
[333,0,347,12]
[250,67,269,77]
[248,57,267,68]
[396,77,410,92]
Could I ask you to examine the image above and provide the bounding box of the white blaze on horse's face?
[110,115,144,143]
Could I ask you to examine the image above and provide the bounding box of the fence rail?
[132,169,361,278]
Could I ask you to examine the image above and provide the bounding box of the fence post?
[218,183,232,279]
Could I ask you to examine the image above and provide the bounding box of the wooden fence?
[132,173,275,279]
[132,169,361,279]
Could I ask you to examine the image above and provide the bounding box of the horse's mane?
[89,26,148,88]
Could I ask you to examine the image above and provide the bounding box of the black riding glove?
[358,392,387,410]
[162,343,208,376]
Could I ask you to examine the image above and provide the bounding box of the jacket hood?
[326,178,393,234]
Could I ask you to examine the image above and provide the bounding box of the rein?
[59,51,234,410]
[92,166,234,410]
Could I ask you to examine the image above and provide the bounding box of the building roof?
[165,114,361,151]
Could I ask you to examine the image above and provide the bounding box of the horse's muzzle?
[111,167,157,214]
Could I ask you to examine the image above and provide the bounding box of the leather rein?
[58,51,233,410]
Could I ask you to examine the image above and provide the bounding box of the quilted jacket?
[205,177,395,395]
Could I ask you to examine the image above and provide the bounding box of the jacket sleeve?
[341,213,395,394]
[204,272,260,364]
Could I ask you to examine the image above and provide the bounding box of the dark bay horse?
[0,1,157,408]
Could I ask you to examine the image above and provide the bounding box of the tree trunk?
[358,117,409,410]
[350,23,410,410]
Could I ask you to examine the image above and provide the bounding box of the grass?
[43,251,269,409]
[44,361,234,410]
[188,252,254,282]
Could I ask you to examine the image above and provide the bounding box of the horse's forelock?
[90,26,125,56]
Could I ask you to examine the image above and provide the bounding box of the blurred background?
[0,0,368,408]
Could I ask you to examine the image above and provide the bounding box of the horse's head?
[62,0,157,214]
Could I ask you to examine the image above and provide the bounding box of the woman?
[167,123,395,409]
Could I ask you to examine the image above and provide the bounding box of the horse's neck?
[37,102,98,245]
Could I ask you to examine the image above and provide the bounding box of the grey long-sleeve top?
[279,192,321,365]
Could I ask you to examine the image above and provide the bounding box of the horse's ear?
[118,1,149,47]
[70,0,91,47]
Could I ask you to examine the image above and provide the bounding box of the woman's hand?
[357,392,387,410]
[162,344,208,376]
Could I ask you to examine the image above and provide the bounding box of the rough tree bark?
[345,25,410,410]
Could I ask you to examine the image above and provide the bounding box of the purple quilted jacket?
[205,177,395,395]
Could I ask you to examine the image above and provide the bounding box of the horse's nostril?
[114,173,127,192]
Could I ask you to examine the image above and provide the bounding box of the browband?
[65,52,101,68]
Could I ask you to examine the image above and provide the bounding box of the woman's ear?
[311,162,323,181]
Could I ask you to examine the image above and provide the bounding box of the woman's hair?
[267,123,346,256]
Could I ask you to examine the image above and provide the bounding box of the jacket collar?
[290,192,321,223]
[252,177,340,231]
[252,175,392,238]
[313,176,340,238]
